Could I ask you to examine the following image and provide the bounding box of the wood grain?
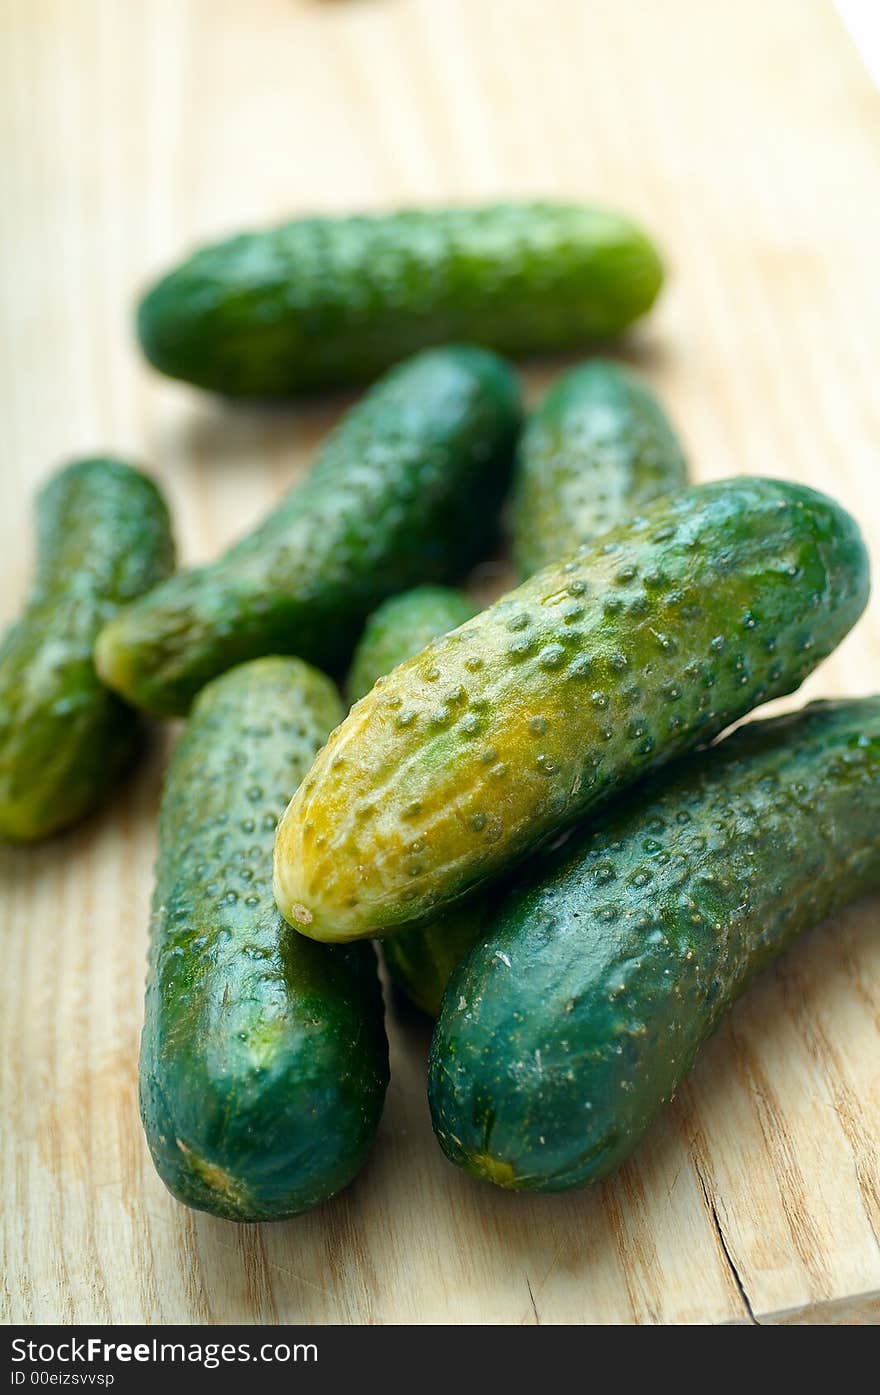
[1,0,879,1325]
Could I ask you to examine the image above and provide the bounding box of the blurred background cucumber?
[137,201,663,399]
[0,459,174,842]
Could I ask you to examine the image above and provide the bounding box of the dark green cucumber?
[0,458,174,841]
[347,586,477,705]
[137,202,663,398]
[139,658,389,1222]
[274,478,869,942]
[96,347,521,717]
[347,586,481,1014]
[429,697,880,1191]
[510,359,689,577]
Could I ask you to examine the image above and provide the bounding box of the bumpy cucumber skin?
[0,459,174,842]
[139,658,389,1222]
[347,586,482,1014]
[347,586,477,705]
[274,478,869,942]
[137,203,663,398]
[428,698,880,1191]
[96,348,522,717]
[510,359,689,577]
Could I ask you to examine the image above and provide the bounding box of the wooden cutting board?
[2,0,878,1326]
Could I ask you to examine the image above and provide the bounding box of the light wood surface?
[2,0,879,1326]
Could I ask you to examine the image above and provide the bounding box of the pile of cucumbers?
[2,201,876,1222]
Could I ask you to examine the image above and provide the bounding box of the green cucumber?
[510,359,689,577]
[96,347,521,718]
[274,478,869,942]
[0,458,174,841]
[347,586,481,1015]
[137,202,663,398]
[139,657,389,1222]
[380,901,490,1020]
[428,697,880,1191]
[347,586,477,705]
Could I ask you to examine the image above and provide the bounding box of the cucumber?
[274,478,869,942]
[0,458,174,841]
[428,697,880,1191]
[347,586,481,1015]
[139,658,389,1222]
[137,202,663,398]
[510,359,689,577]
[96,347,521,717]
[347,586,477,705]
[381,901,490,1020]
